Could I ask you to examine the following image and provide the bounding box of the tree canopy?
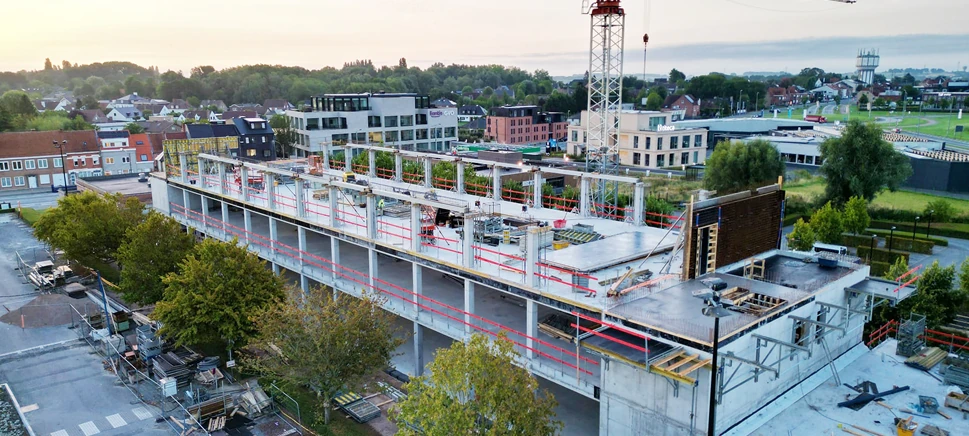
[842,196,871,235]
[33,191,145,268]
[116,211,195,305]
[810,202,844,244]
[818,120,912,205]
[243,286,403,425]
[153,238,285,350]
[787,218,816,251]
[703,139,785,194]
[395,333,562,436]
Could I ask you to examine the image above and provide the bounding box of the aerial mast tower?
[582,1,625,217]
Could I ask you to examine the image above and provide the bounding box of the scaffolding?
[897,314,927,358]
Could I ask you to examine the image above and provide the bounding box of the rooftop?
[77,174,152,202]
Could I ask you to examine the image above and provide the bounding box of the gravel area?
[0,293,99,328]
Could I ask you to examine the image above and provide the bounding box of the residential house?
[661,94,700,120]
[768,86,809,107]
[137,120,182,134]
[185,122,241,158]
[809,85,842,100]
[33,98,75,112]
[921,76,948,91]
[97,131,138,175]
[112,93,151,105]
[127,133,156,172]
[71,109,111,124]
[229,103,264,112]
[179,110,215,123]
[493,85,515,99]
[261,99,294,118]
[218,110,259,121]
[231,117,276,160]
[431,98,457,108]
[106,106,144,122]
[0,130,102,190]
[457,105,487,122]
[485,105,568,145]
[199,100,228,112]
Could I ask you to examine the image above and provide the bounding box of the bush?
[856,246,909,265]
[785,196,815,217]
[886,237,934,254]
[783,213,804,227]
[870,261,892,278]
[788,218,816,251]
[925,199,956,223]
[861,229,948,247]
[869,220,969,241]
[843,233,877,248]
[811,202,844,244]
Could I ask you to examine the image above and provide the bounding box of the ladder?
[705,226,719,272]
[820,337,841,386]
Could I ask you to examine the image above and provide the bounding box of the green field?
[824,108,967,139]
[18,207,44,226]
[785,179,969,217]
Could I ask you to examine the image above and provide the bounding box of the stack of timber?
[906,347,947,371]
[153,350,202,390]
[188,395,228,423]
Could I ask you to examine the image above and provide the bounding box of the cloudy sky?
[2,0,966,76]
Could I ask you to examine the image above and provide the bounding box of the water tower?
[856,49,880,85]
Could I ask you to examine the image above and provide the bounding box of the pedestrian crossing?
[49,406,154,436]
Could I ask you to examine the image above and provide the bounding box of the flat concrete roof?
[674,118,817,134]
[78,175,152,199]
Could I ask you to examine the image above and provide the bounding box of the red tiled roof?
[0,130,99,159]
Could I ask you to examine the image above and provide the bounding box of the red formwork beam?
[572,323,647,353]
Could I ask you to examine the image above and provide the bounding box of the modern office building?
[568,110,710,168]
[285,93,458,154]
[485,105,568,145]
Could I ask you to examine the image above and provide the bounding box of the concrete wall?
[600,357,704,436]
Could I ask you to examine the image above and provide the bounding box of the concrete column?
[295,178,306,218]
[412,263,422,319]
[243,210,252,246]
[182,190,190,221]
[344,146,353,173]
[328,185,340,228]
[269,218,278,257]
[413,322,425,376]
[411,203,422,252]
[221,201,229,237]
[394,153,403,182]
[178,154,188,182]
[526,300,538,359]
[456,161,465,194]
[524,227,540,287]
[368,149,376,177]
[464,279,475,338]
[297,227,307,274]
[532,170,543,208]
[218,162,227,195]
[200,197,209,232]
[367,248,378,293]
[462,212,474,268]
[492,165,501,199]
[240,166,250,202]
[580,176,591,217]
[272,262,280,274]
[266,173,276,211]
[423,158,433,188]
[365,193,378,240]
[330,237,341,285]
[300,274,310,293]
[322,146,330,171]
[633,182,645,226]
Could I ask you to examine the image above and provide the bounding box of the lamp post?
[869,234,877,264]
[926,210,934,238]
[695,284,732,436]
[912,216,920,243]
[940,92,953,138]
[52,140,68,191]
[889,226,896,253]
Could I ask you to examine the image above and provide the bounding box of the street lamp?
[926,210,934,238]
[889,226,896,253]
[693,279,733,436]
[869,234,877,264]
[912,216,920,243]
[52,140,68,191]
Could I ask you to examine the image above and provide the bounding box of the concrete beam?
[633,182,645,226]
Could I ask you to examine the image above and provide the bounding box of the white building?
[286,93,458,154]
[567,110,709,169]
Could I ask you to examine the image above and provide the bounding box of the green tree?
[809,201,844,244]
[857,93,869,106]
[897,261,962,328]
[124,122,145,134]
[669,68,686,83]
[884,257,910,281]
[645,92,662,110]
[243,286,403,425]
[270,114,297,158]
[925,199,955,224]
[395,333,562,436]
[33,191,144,268]
[116,211,195,305]
[842,196,870,235]
[1,90,38,117]
[153,238,285,351]
[787,218,816,251]
[0,105,12,132]
[818,120,912,205]
[703,139,785,194]
[649,85,668,100]
[959,257,969,296]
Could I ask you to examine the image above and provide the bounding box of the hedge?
[869,205,969,225]
[783,213,804,227]
[843,233,877,248]
[856,246,910,265]
[869,220,968,242]
[861,229,948,247]
[885,237,933,254]
[870,261,892,278]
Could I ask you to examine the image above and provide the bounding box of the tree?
[834,94,842,106]
[818,120,912,205]
[703,139,785,194]
[33,191,144,268]
[858,93,869,106]
[787,218,816,251]
[270,114,297,158]
[395,333,562,436]
[959,257,969,297]
[243,286,403,425]
[1,90,38,117]
[925,199,956,224]
[885,257,910,281]
[644,92,663,110]
[810,202,844,244]
[649,85,668,100]
[116,211,195,305]
[669,68,686,83]
[44,58,53,71]
[842,196,870,235]
[153,238,285,351]
[899,261,961,328]
[0,105,11,132]
[124,122,145,134]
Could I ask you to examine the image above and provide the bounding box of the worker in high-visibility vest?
[377,198,385,212]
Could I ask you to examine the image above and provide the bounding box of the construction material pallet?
[905,347,947,371]
[343,399,381,423]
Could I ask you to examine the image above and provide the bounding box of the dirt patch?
[362,372,406,436]
[0,293,100,328]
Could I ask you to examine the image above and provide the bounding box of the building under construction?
[151,139,917,435]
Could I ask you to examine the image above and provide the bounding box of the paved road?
[0,190,60,210]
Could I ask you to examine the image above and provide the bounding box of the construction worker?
[377,198,385,213]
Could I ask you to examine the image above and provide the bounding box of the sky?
[1,0,967,77]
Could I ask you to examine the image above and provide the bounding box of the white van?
[812,242,848,256]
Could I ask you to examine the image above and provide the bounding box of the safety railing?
[402,172,424,185]
[591,202,625,221]
[501,187,530,204]
[432,177,455,191]
[376,167,396,180]
[465,181,490,197]
[542,195,579,212]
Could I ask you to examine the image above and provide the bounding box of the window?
[644,154,650,167]
[14,176,25,186]
[571,131,578,142]
[431,128,443,139]
[633,136,639,149]
[633,153,641,165]
[695,134,703,146]
[386,131,399,142]
[368,116,382,128]
[669,153,675,166]
[92,156,99,165]
[0,162,8,171]
[416,114,428,125]
[681,152,689,165]
[657,154,665,167]
[401,130,414,141]
[11,161,22,171]
[384,116,398,128]
[0,177,10,187]
[693,151,699,163]
[649,116,665,131]
[247,149,257,157]
[53,158,62,168]
[645,137,651,150]
[657,137,663,150]
[400,115,414,127]
[683,136,690,148]
[416,129,429,140]
[670,137,678,149]
[264,150,271,158]
[24,160,35,170]
[352,132,367,143]
[140,154,148,161]
[37,159,48,169]
[105,157,115,164]
[445,127,456,138]
[122,156,130,163]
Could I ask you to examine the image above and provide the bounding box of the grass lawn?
[784,178,969,217]
[18,207,44,226]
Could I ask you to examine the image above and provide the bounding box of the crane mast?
[583,1,625,218]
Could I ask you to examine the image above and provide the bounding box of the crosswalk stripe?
[50,431,69,436]
[78,421,100,436]
[106,413,127,428]
[131,406,153,421]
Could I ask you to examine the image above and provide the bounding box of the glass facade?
[385,116,398,128]
[400,115,414,127]
[312,96,370,112]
